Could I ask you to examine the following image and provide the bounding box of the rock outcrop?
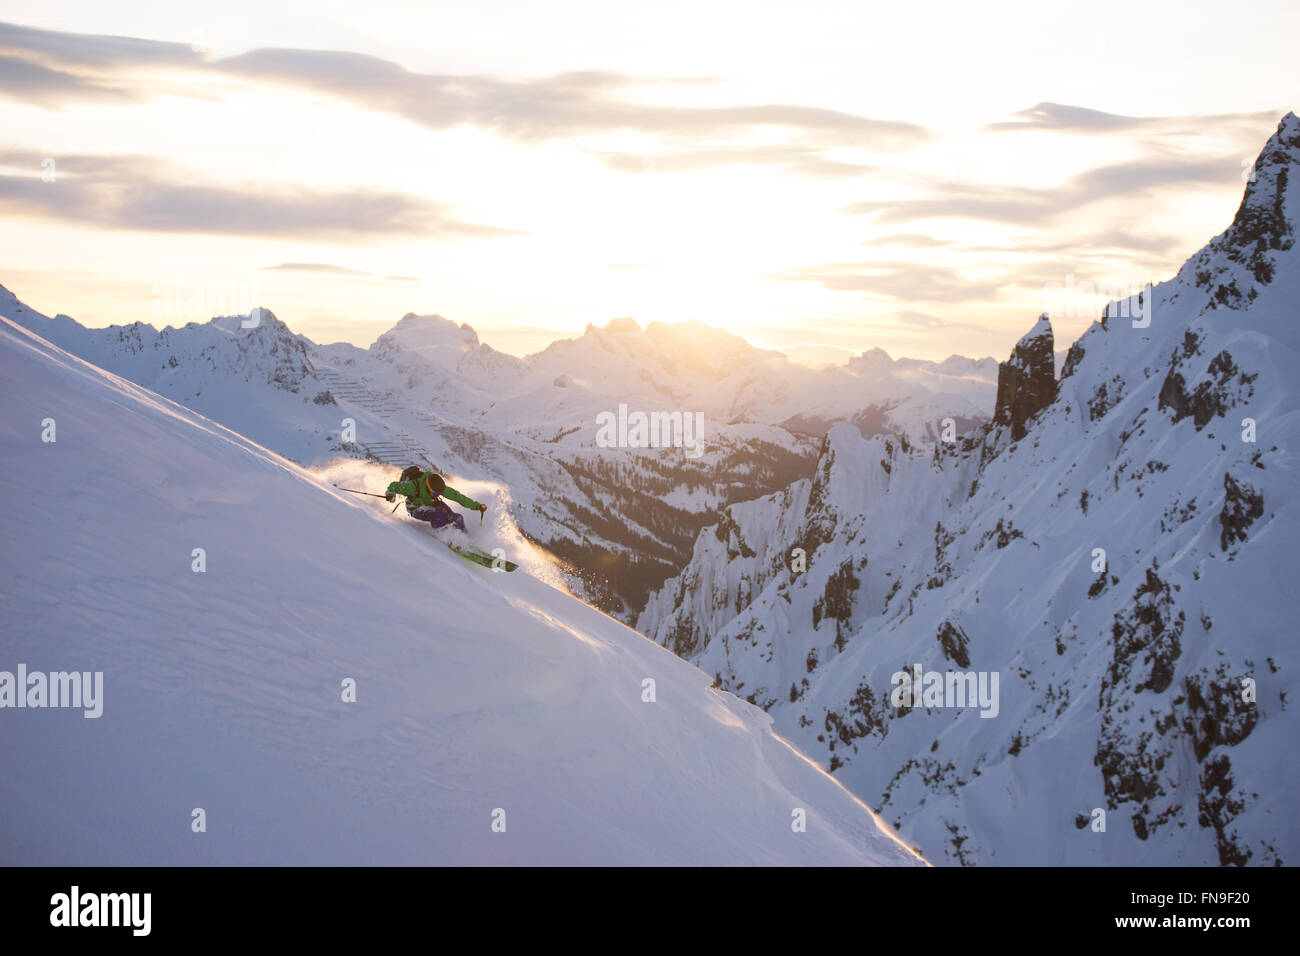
[994,314,1057,441]
[1179,111,1298,309]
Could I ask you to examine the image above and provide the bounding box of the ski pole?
[335,486,389,498]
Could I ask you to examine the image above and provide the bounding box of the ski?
[445,541,518,572]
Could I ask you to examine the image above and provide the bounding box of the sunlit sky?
[1,1,1296,362]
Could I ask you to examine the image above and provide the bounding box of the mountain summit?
[993,314,1056,441]
[1177,111,1299,312]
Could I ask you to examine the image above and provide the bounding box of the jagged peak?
[605,316,643,335]
[208,307,285,335]
[1221,110,1298,254]
[1174,111,1298,311]
[994,313,1057,441]
[377,312,479,351]
[1254,110,1299,169]
[935,354,998,374]
[576,316,643,340]
[847,347,894,376]
[1019,313,1052,347]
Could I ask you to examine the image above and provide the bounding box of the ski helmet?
[426,473,446,495]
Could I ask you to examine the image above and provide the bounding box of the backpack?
[399,466,446,502]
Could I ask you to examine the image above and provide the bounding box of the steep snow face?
[639,113,1300,866]
[0,314,923,867]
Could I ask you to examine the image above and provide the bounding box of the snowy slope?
[639,113,1300,866]
[0,313,923,866]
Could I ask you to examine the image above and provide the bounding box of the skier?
[385,465,486,535]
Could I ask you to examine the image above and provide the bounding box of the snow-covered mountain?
[526,317,995,438]
[638,113,1300,866]
[0,311,924,866]
[0,286,990,622]
[0,292,328,460]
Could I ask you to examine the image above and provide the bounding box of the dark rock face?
[994,315,1057,441]
[1198,755,1250,865]
[937,620,971,669]
[1059,341,1086,380]
[1184,111,1299,309]
[1219,473,1265,551]
[1094,565,1186,840]
[1219,113,1297,278]
[1158,346,1256,430]
[814,558,861,653]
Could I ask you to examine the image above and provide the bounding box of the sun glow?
[1,1,1292,361]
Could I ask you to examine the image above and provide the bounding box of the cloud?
[987,101,1280,135]
[0,21,206,107]
[0,21,929,165]
[844,154,1240,226]
[207,47,929,151]
[260,262,421,283]
[262,262,372,276]
[0,54,139,106]
[960,227,1186,261]
[0,149,525,242]
[0,21,202,69]
[767,260,1008,303]
[595,144,877,177]
[859,233,954,248]
[894,309,949,327]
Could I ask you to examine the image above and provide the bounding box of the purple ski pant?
[408,501,467,533]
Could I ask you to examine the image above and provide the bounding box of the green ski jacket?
[385,472,484,512]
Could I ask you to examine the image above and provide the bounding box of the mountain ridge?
[637,111,1300,865]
